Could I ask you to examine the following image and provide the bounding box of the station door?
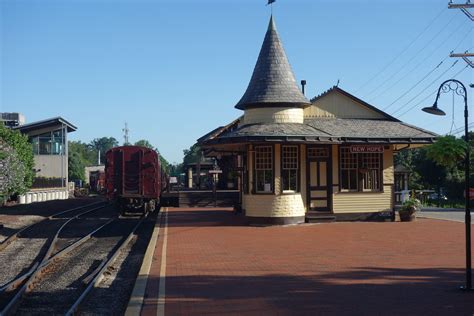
[307,146,332,212]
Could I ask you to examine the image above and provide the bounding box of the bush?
[0,125,34,203]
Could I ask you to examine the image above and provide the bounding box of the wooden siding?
[305,90,386,119]
[331,145,394,214]
[332,185,393,213]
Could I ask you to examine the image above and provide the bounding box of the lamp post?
[422,79,471,291]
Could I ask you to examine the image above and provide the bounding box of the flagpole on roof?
[267,0,275,15]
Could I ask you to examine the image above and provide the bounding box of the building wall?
[242,143,394,220]
[331,145,394,213]
[35,155,68,180]
[84,165,105,184]
[243,107,304,124]
[243,144,306,220]
[305,91,386,119]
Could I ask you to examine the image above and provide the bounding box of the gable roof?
[235,16,310,110]
[13,117,77,133]
[197,117,241,145]
[309,86,400,122]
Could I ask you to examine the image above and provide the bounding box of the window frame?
[339,146,383,193]
[253,145,274,194]
[281,145,299,194]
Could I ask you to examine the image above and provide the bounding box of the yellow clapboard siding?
[332,185,392,213]
[305,90,386,119]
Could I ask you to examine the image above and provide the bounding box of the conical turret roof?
[235,16,310,110]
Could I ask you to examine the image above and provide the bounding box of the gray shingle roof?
[202,118,437,145]
[234,16,310,110]
[304,118,437,139]
[206,123,336,144]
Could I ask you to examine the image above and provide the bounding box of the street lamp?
[422,79,471,291]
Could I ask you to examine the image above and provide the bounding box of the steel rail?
[0,200,107,252]
[66,214,148,316]
[0,217,115,294]
[0,203,112,315]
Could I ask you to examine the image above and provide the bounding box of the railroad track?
[0,202,111,288]
[0,206,147,315]
[0,202,114,314]
[0,200,107,252]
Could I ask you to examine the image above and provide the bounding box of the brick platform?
[140,207,474,315]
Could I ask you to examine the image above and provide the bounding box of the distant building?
[199,16,437,225]
[13,116,77,203]
[1,112,25,127]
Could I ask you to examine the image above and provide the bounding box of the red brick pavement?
[142,207,474,315]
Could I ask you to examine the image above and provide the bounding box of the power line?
[450,123,474,135]
[391,60,459,115]
[383,60,444,111]
[363,14,463,100]
[368,24,472,103]
[354,8,446,93]
[395,64,468,117]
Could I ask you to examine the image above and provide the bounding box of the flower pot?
[399,206,417,222]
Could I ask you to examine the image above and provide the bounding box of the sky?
[1,0,473,164]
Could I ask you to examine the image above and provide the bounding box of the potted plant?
[399,196,422,222]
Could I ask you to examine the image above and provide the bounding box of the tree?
[425,135,466,171]
[134,139,170,173]
[90,137,119,164]
[68,151,86,182]
[135,139,154,149]
[0,125,34,202]
[182,144,202,166]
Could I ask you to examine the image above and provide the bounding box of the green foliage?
[135,139,154,149]
[134,139,170,173]
[395,132,474,205]
[68,151,86,182]
[182,144,201,166]
[90,137,119,164]
[425,135,467,171]
[68,141,97,182]
[0,124,34,201]
[401,196,421,212]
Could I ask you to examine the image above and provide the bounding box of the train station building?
[199,16,437,224]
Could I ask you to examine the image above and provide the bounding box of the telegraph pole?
[448,1,474,20]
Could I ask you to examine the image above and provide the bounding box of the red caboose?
[105,146,162,213]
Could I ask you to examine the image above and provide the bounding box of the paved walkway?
[136,207,474,315]
[419,207,473,223]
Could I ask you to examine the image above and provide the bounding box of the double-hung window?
[281,145,299,192]
[255,146,273,193]
[340,147,382,192]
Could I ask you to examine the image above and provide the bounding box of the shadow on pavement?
[156,267,472,315]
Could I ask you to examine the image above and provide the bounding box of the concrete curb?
[125,208,166,315]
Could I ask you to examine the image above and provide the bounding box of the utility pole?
[448,1,474,20]
[122,122,130,145]
[450,52,474,68]
[448,1,473,82]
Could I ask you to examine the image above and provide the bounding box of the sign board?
[169,177,178,184]
[208,170,223,174]
[350,145,384,153]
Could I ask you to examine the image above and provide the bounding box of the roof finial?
[267,0,275,15]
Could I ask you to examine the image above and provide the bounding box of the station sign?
[169,177,178,184]
[208,170,223,174]
[350,145,384,153]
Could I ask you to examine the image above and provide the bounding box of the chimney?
[300,80,307,95]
